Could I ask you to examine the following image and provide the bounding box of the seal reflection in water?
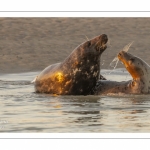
[95,50,150,94]
[34,34,108,95]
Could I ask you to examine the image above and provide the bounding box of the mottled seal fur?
[95,50,150,94]
[34,34,108,95]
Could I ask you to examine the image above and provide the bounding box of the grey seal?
[95,50,150,94]
[33,34,108,95]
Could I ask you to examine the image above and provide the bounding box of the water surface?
[0,69,150,132]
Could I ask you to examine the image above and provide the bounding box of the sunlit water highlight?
[0,69,150,133]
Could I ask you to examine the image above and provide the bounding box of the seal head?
[118,51,150,93]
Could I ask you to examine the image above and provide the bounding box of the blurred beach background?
[0,17,150,73]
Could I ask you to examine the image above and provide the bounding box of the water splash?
[122,41,134,52]
[109,57,119,74]
[101,60,105,66]
[109,41,134,74]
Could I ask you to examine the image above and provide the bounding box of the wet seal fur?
[95,51,150,94]
[34,34,108,95]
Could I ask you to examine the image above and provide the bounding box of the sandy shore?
[0,18,150,73]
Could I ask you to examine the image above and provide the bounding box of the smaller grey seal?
[33,34,108,95]
[95,50,150,94]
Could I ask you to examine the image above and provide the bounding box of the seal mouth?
[95,42,107,51]
[101,42,107,49]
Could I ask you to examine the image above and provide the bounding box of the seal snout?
[97,34,108,51]
[118,51,134,61]
[101,34,108,44]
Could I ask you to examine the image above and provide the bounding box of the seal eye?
[88,41,91,47]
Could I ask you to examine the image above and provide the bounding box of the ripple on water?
[0,71,150,132]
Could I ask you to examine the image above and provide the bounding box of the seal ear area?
[84,41,92,48]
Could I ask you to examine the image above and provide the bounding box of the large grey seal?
[33,34,108,95]
[95,50,150,94]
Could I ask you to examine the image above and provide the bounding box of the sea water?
[0,69,150,133]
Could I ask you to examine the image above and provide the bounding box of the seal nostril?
[102,34,108,43]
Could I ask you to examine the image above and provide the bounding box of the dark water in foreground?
[0,69,150,133]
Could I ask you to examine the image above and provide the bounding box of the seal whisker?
[84,35,89,41]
